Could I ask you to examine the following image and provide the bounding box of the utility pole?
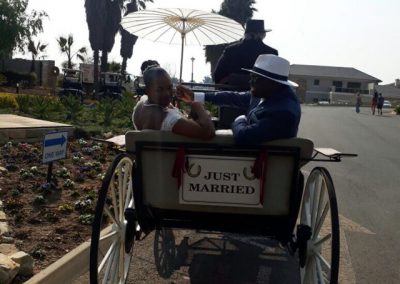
[190,57,195,83]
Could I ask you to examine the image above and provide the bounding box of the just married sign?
[179,155,263,208]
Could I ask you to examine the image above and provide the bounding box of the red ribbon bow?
[172,147,186,189]
[252,150,268,205]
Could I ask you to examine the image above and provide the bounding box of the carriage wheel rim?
[90,155,134,284]
[300,168,339,284]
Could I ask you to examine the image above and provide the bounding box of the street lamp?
[190,57,195,83]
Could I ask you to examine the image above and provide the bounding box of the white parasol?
[121,8,244,82]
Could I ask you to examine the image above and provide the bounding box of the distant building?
[289,64,381,104]
[375,79,400,104]
[0,58,57,88]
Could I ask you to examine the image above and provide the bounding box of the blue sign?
[43,132,68,164]
[44,135,67,147]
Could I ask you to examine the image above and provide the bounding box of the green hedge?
[0,71,36,87]
[0,93,18,109]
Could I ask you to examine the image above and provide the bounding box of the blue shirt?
[205,86,301,144]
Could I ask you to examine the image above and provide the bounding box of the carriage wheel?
[299,167,339,284]
[154,228,176,278]
[90,154,136,284]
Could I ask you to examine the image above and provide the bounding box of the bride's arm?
[172,102,215,140]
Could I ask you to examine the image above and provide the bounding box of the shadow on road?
[153,229,300,283]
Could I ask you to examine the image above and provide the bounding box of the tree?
[203,76,213,84]
[57,34,87,69]
[120,2,138,75]
[100,0,121,72]
[0,0,47,59]
[204,0,256,75]
[108,61,122,73]
[27,39,47,72]
[85,0,107,92]
[119,0,153,74]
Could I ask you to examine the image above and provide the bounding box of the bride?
[132,66,215,140]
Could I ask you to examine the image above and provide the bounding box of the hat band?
[253,66,288,81]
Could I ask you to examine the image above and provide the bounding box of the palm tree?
[205,0,257,75]
[119,0,153,74]
[100,0,121,72]
[27,39,47,72]
[57,34,87,69]
[85,0,107,92]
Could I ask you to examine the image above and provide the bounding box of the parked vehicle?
[96,72,124,100]
[318,99,330,105]
[383,100,392,108]
[58,69,84,100]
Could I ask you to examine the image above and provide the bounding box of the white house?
[289,64,381,103]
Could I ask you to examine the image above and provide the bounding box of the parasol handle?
[179,33,185,83]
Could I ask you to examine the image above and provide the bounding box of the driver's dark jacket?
[213,39,278,84]
[204,86,300,144]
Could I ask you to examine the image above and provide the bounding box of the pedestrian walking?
[355,92,361,113]
[377,93,384,115]
[371,90,378,115]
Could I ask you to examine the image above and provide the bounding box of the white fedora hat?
[242,54,298,87]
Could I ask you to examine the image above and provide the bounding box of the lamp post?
[190,57,195,83]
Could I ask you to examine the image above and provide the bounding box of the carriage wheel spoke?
[104,205,121,229]
[313,178,325,229]
[123,253,131,280]
[110,246,119,284]
[304,201,312,226]
[309,258,317,284]
[98,240,117,273]
[316,257,325,283]
[99,230,118,241]
[311,175,321,229]
[124,180,133,209]
[316,179,327,216]
[314,233,331,247]
[313,202,329,240]
[119,245,125,282]
[122,164,129,198]
[118,166,124,221]
[110,182,119,222]
[314,249,331,270]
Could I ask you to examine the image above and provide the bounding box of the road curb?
[25,239,91,284]
[25,226,112,284]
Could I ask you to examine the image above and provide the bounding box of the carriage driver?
[176,54,301,144]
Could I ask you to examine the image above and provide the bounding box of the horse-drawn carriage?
[89,126,356,283]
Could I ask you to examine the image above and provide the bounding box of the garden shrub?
[97,97,118,127]
[61,94,83,123]
[0,93,18,109]
[0,73,7,86]
[31,95,55,119]
[394,105,400,115]
[114,92,136,126]
[74,127,91,139]
[15,94,32,113]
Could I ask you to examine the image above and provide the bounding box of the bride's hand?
[176,85,194,103]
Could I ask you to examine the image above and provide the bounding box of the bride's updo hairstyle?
[143,66,169,88]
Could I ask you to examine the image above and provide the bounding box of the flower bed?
[0,138,119,279]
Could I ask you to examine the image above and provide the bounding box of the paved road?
[299,106,400,284]
[77,106,400,283]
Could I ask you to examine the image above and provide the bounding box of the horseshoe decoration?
[187,163,201,178]
[243,167,256,180]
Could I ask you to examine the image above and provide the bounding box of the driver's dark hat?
[245,19,272,33]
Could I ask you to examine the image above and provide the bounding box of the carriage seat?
[125,130,313,216]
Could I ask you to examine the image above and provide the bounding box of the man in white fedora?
[176,54,300,144]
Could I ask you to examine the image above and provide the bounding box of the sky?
[17,0,400,84]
